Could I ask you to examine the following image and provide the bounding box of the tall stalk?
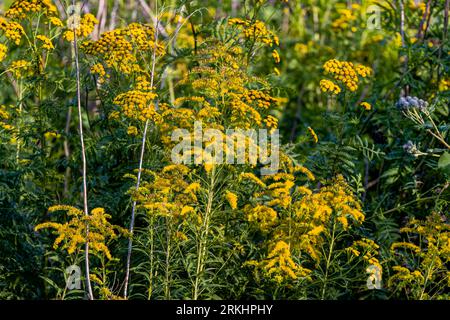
[123,1,160,298]
[72,1,93,300]
[193,167,216,300]
[321,220,336,300]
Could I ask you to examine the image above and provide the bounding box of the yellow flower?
[240,172,267,188]
[10,59,32,78]
[320,79,341,95]
[360,102,372,111]
[246,205,277,231]
[5,0,58,20]
[323,59,372,92]
[0,44,7,62]
[307,126,318,143]
[35,205,126,259]
[272,49,280,63]
[0,18,24,45]
[225,191,238,210]
[44,131,60,139]
[49,16,63,27]
[127,126,138,136]
[36,34,54,50]
[229,18,278,47]
[63,13,98,42]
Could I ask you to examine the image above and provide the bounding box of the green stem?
[193,167,216,300]
[321,220,336,300]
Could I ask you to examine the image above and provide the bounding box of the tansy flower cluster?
[5,0,57,20]
[331,4,360,32]
[113,90,160,123]
[228,18,279,47]
[9,59,32,78]
[0,17,24,45]
[36,34,54,50]
[82,25,159,75]
[439,78,449,92]
[63,13,98,42]
[0,44,7,62]
[90,63,107,83]
[0,105,14,131]
[322,59,372,92]
[319,79,341,95]
[35,205,127,260]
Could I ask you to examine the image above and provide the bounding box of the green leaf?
[438,152,450,175]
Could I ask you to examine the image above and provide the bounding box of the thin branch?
[72,0,93,300]
[123,1,160,299]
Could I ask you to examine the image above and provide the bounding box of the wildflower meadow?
[0,0,449,302]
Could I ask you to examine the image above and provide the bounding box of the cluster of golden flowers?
[242,166,314,215]
[228,18,279,47]
[10,59,32,78]
[346,238,381,271]
[230,89,280,129]
[82,23,164,75]
[320,79,341,95]
[331,4,360,32]
[172,42,283,136]
[130,165,201,232]
[0,43,7,62]
[0,104,14,131]
[63,13,98,42]
[36,34,54,50]
[225,190,238,210]
[5,0,57,20]
[287,174,364,262]
[0,17,24,45]
[388,212,450,299]
[90,63,107,83]
[246,240,311,284]
[48,16,63,27]
[35,205,127,260]
[439,78,449,92]
[113,90,160,123]
[408,0,427,14]
[322,59,372,93]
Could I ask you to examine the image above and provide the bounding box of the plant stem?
[193,167,216,300]
[321,220,336,300]
[124,1,160,298]
[72,5,93,300]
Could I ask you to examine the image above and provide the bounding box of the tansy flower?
[10,59,32,78]
[0,44,7,62]
[49,16,64,27]
[0,18,24,45]
[127,126,138,136]
[320,79,341,95]
[360,102,371,111]
[36,35,54,50]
